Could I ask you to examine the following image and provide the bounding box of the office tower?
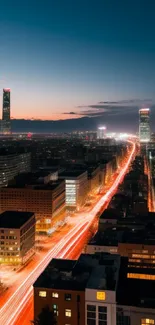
[139,108,150,142]
[2,88,11,134]
[97,126,106,139]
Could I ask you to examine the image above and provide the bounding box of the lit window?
[53,304,58,316]
[10,231,14,234]
[97,292,106,300]
[127,273,155,280]
[39,291,47,297]
[141,319,154,325]
[52,292,59,298]
[65,309,71,317]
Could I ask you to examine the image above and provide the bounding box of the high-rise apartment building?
[139,108,150,142]
[2,88,11,134]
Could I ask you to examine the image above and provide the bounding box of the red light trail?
[0,140,136,325]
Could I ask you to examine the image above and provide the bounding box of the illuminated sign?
[96,291,106,300]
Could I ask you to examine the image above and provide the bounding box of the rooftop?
[59,170,87,178]
[88,228,124,247]
[100,208,120,220]
[6,172,63,190]
[34,253,120,292]
[0,211,34,229]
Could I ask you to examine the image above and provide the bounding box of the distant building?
[0,150,31,187]
[139,108,150,142]
[97,126,106,139]
[2,88,11,134]
[0,211,35,265]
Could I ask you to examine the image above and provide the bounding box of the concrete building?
[33,259,86,325]
[33,253,155,325]
[0,211,35,265]
[59,170,88,210]
[139,108,150,143]
[85,253,120,325]
[87,165,102,194]
[118,228,155,268]
[0,149,31,187]
[0,173,65,233]
[117,257,155,325]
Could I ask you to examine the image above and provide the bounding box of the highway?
[0,140,136,325]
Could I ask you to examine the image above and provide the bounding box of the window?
[98,306,107,325]
[127,273,155,280]
[53,304,58,316]
[65,293,71,301]
[52,292,59,298]
[141,319,154,325]
[39,291,46,297]
[87,305,96,325]
[87,320,96,325]
[87,305,96,311]
[65,309,71,317]
[97,291,106,300]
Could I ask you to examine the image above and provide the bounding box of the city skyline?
[1,0,155,127]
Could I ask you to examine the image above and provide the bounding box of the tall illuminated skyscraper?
[139,108,150,142]
[2,88,11,134]
[97,126,106,139]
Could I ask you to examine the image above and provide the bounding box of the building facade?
[0,151,31,187]
[59,171,88,210]
[139,108,150,142]
[0,180,65,233]
[33,259,86,325]
[2,88,11,134]
[0,211,35,265]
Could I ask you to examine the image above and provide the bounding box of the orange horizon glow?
[10,113,83,121]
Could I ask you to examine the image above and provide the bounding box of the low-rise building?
[0,173,65,233]
[117,257,155,325]
[33,253,155,325]
[33,258,87,325]
[84,253,120,325]
[0,211,35,265]
[59,170,88,210]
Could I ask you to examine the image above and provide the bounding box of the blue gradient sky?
[0,0,155,120]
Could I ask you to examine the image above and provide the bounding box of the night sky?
[0,0,155,130]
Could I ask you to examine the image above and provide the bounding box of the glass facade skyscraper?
[139,108,150,142]
[2,88,11,134]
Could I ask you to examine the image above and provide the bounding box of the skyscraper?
[97,126,106,139]
[139,108,150,142]
[2,88,11,134]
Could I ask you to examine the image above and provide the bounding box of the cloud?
[72,98,153,118]
[63,111,76,114]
